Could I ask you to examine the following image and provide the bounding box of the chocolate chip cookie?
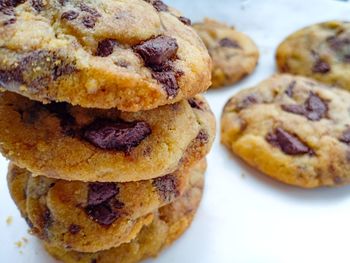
[7,159,206,252]
[222,74,350,188]
[0,0,211,111]
[0,92,215,182]
[193,18,259,88]
[277,21,350,91]
[43,164,204,263]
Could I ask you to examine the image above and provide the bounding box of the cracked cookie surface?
[193,18,259,88]
[0,92,215,182]
[0,0,211,111]
[7,158,206,253]
[277,21,350,91]
[222,74,350,188]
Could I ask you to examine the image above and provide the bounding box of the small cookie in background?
[193,18,259,88]
[221,74,350,188]
[276,21,350,91]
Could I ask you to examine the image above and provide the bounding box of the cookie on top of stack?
[0,0,215,262]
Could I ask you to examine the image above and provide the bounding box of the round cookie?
[0,92,215,182]
[193,18,259,88]
[7,159,206,253]
[277,21,350,91]
[222,74,350,188]
[44,164,204,263]
[0,0,211,111]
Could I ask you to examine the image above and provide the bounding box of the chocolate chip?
[79,3,101,17]
[266,128,312,155]
[153,175,179,202]
[327,36,350,50]
[30,0,43,12]
[152,71,179,99]
[82,15,97,28]
[178,16,191,25]
[237,95,258,110]
[145,0,168,12]
[61,10,79,20]
[304,93,328,121]
[43,208,53,230]
[91,259,97,263]
[95,39,117,57]
[83,119,152,152]
[312,58,330,74]
[339,127,350,144]
[87,183,118,206]
[285,81,296,97]
[282,93,327,121]
[3,17,16,25]
[196,129,209,144]
[188,98,205,110]
[219,38,241,49]
[85,202,121,226]
[281,104,306,116]
[134,36,178,68]
[68,224,81,234]
[0,0,25,10]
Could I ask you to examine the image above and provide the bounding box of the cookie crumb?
[6,216,13,225]
[15,241,23,248]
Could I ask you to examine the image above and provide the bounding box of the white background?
[2,0,350,262]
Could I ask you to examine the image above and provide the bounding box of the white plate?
[2,0,350,262]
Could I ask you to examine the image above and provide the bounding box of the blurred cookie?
[222,74,350,188]
[7,159,206,252]
[0,92,215,182]
[277,21,350,90]
[43,166,204,263]
[194,18,259,88]
[0,0,211,111]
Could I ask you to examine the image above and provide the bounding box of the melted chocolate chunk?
[285,81,296,97]
[83,119,152,152]
[188,98,205,110]
[312,58,331,74]
[339,127,350,144]
[68,224,81,234]
[282,93,327,121]
[152,71,179,98]
[87,183,118,206]
[95,39,117,57]
[266,128,312,155]
[85,202,121,226]
[219,38,241,49]
[178,16,191,25]
[61,10,79,20]
[153,175,179,202]
[0,50,76,92]
[145,0,168,12]
[82,15,97,28]
[30,0,43,11]
[44,102,76,135]
[134,36,178,68]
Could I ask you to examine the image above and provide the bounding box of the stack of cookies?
[0,0,215,262]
